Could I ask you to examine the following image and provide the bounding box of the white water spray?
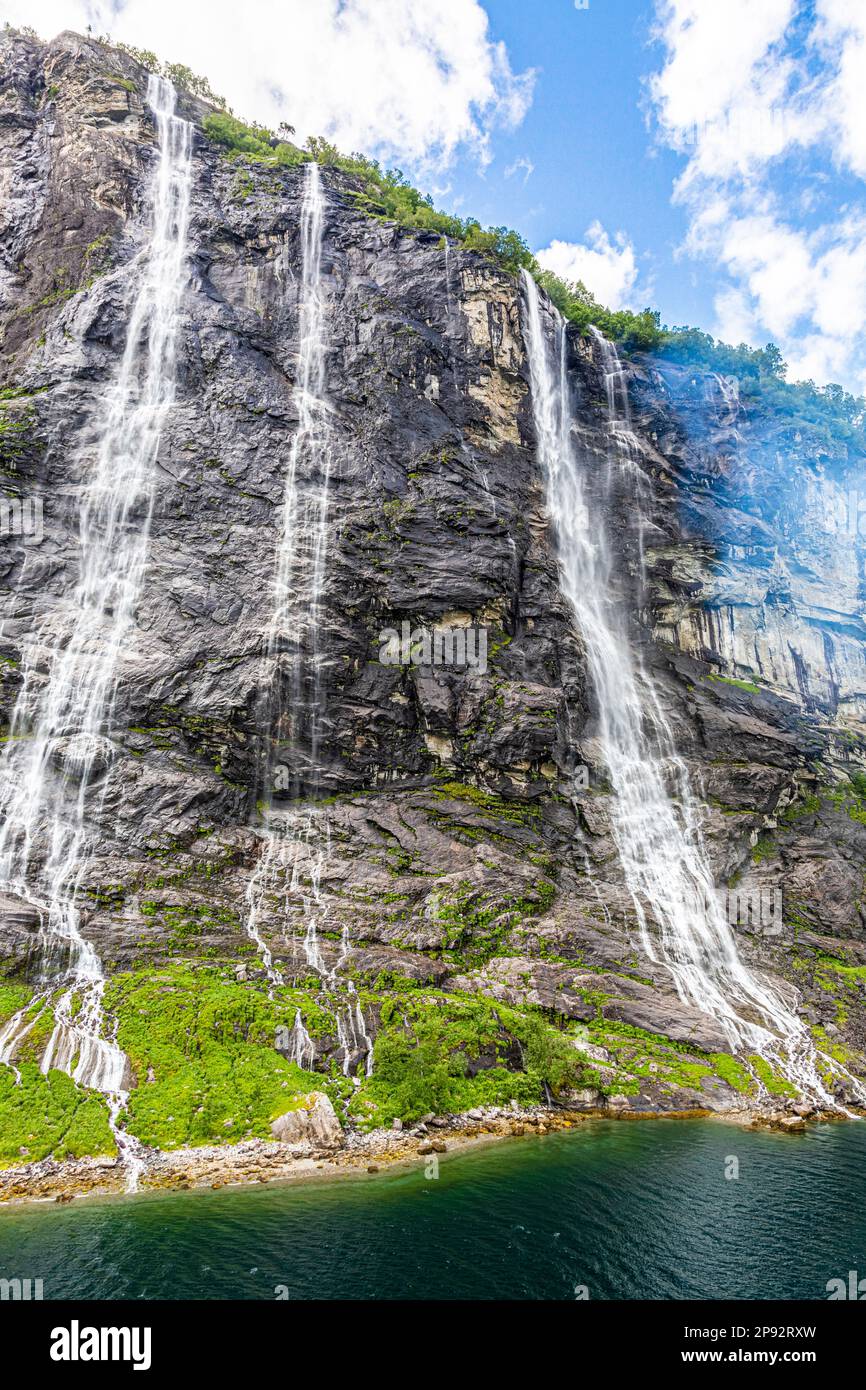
[521,270,839,1105]
[0,76,193,1181]
[243,164,372,1078]
[261,160,332,788]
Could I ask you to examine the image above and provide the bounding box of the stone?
[269,1093,344,1150]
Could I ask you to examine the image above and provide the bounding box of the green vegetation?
[9,26,857,441]
[432,780,540,827]
[105,965,328,1149]
[0,387,37,471]
[350,992,596,1128]
[0,1064,114,1168]
[433,878,555,965]
[707,672,761,695]
[94,37,229,107]
[825,782,866,827]
[748,1054,796,1098]
[587,1018,715,1095]
[0,982,35,1028]
[203,112,307,168]
[780,778,866,830]
[751,834,778,865]
[779,790,822,824]
[0,964,820,1163]
[652,329,866,448]
[710,1053,755,1096]
[534,269,662,351]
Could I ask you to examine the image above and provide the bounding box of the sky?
[5,0,866,393]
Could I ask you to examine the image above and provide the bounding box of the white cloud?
[649,0,866,391]
[504,155,534,184]
[12,0,535,173]
[813,0,866,179]
[536,223,643,309]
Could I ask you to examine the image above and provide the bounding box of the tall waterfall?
[521,270,837,1105]
[257,160,332,799]
[244,163,372,1077]
[0,77,193,1172]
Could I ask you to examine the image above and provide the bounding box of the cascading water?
[259,159,331,797]
[0,76,193,1182]
[521,270,843,1106]
[244,163,372,1078]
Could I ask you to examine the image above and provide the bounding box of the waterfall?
[287,1007,316,1071]
[520,269,841,1106]
[257,160,332,799]
[0,76,193,1181]
[243,163,372,1079]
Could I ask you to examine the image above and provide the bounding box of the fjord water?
[520,273,835,1105]
[0,78,192,1155]
[1,1121,863,1300]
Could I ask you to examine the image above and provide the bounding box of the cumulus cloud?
[12,0,535,173]
[536,223,643,309]
[649,0,866,391]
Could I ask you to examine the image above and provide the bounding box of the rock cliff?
[1,30,865,1172]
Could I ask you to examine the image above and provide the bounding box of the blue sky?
[461,2,714,325]
[11,0,866,392]
[444,1,681,310]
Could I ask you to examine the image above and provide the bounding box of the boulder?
[270,1092,343,1149]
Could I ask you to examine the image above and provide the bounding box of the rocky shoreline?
[0,1096,850,1209]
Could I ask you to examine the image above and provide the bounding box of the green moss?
[431,781,540,826]
[707,673,761,695]
[825,785,866,826]
[0,1063,115,1167]
[779,792,821,824]
[751,834,777,865]
[709,1053,755,1096]
[811,1024,861,1074]
[588,1019,712,1091]
[0,390,37,470]
[0,982,33,1025]
[748,1054,796,1098]
[433,877,555,965]
[104,965,331,1150]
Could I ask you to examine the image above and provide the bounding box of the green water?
[1,1119,863,1300]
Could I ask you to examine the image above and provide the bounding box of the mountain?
[1,29,865,1197]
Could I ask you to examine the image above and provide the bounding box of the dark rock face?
[2,30,866,1095]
